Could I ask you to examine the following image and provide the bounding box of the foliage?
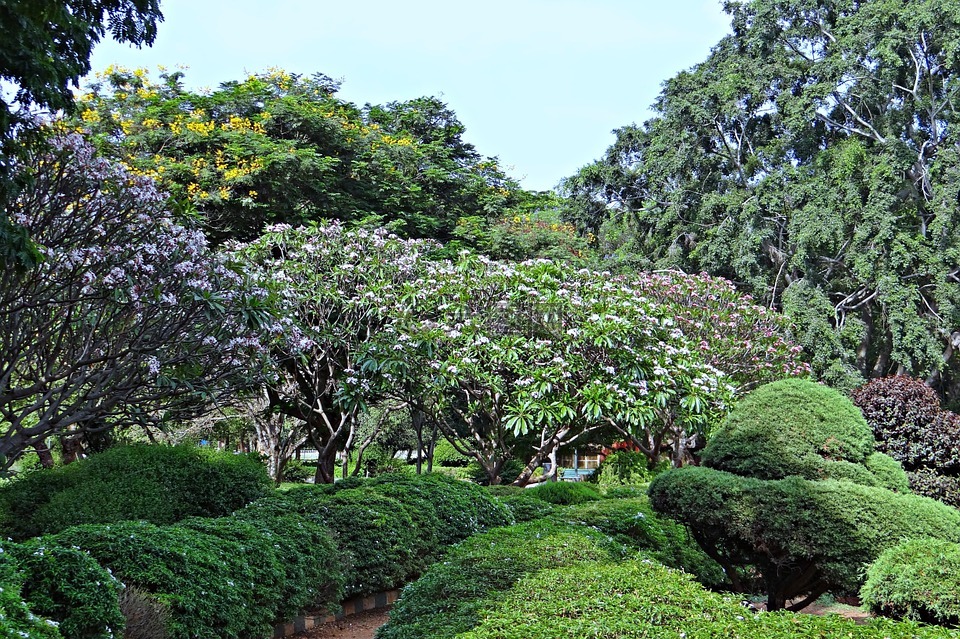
[0,444,272,540]
[908,470,960,509]
[0,546,63,639]
[494,493,557,522]
[458,558,957,639]
[701,379,875,480]
[5,539,124,639]
[0,134,271,468]
[590,450,660,486]
[563,0,960,401]
[851,376,960,472]
[376,519,627,639]
[524,481,601,505]
[551,496,724,587]
[46,520,287,639]
[649,466,960,609]
[430,438,471,467]
[862,538,960,627]
[73,68,523,244]
[280,459,312,483]
[864,452,911,494]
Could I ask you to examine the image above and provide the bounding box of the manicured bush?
[431,439,471,467]
[467,458,525,485]
[865,452,911,493]
[6,539,124,639]
[459,559,957,639]
[525,480,601,505]
[496,492,558,522]
[701,378,875,480]
[280,459,313,483]
[649,466,960,609]
[47,520,286,639]
[0,445,272,540]
[862,538,960,627]
[377,519,627,639]
[551,497,724,587]
[0,549,62,639]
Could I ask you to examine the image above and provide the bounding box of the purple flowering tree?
[0,134,269,468]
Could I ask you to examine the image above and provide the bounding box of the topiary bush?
[551,497,724,587]
[864,452,911,493]
[0,444,272,540]
[908,470,960,508]
[46,520,287,639]
[496,492,557,522]
[430,439,471,467]
[6,539,124,639]
[376,519,628,639]
[862,538,960,627]
[458,558,956,639]
[701,378,875,480]
[524,480,601,505]
[649,466,960,610]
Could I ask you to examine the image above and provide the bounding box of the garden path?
[295,606,390,639]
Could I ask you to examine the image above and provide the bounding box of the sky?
[87,1,732,192]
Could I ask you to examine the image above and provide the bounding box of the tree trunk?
[34,441,55,468]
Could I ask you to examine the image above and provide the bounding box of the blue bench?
[560,468,595,482]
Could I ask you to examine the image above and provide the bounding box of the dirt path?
[294,607,391,639]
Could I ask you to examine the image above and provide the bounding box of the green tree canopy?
[564,0,960,401]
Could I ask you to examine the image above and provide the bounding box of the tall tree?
[565,0,960,401]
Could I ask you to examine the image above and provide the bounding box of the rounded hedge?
[701,378,875,480]
[458,559,957,639]
[0,548,63,639]
[524,480,601,505]
[377,519,627,639]
[862,538,960,627]
[551,497,724,587]
[0,445,272,540]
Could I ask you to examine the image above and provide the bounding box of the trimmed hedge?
[524,480,601,505]
[701,378,875,480]
[431,439,471,467]
[376,519,627,639]
[459,559,957,639]
[6,539,124,639]
[551,497,724,587]
[0,445,272,540]
[590,450,658,486]
[496,493,558,522]
[862,538,960,627]
[649,466,960,597]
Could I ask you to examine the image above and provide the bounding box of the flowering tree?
[229,223,436,483]
[379,256,736,484]
[0,134,269,469]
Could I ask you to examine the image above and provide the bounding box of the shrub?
[551,497,724,587]
[865,452,911,493]
[6,539,124,639]
[0,445,272,540]
[908,470,960,508]
[701,378,875,480]
[47,520,285,639]
[525,480,601,505]
[862,538,960,627]
[496,493,557,522]
[459,558,956,639]
[376,519,627,639]
[0,548,62,639]
[649,466,960,609]
[590,450,660,486]
[431,439,471,467]
[467,458,525,485]
[280,459,313,483]
[851,376,950,471]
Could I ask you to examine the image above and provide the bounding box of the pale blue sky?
[87,1,732,191]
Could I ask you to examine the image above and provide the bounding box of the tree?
[72,68,525,245]
[0,133,267,469]
[230,223,437,483]
[649,379,960,611]
[0,0,163,267]
[564,0,960,402]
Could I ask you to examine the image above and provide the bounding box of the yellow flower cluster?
[223,115,266,135]
[185,120,216,136]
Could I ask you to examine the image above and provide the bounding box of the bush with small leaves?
[701,379,875,480]
[5,539,124,639]
[0,549,62,639]
[590,450,660,486]
[376,519,627,639]
[496,493,558,522]
[430,439,471,467]
[862,538,960,627]
[0,445,272,540]
[908,470,960,508]
[458,558,957,639]
[551,497,724,587]
[524,480,601,505]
